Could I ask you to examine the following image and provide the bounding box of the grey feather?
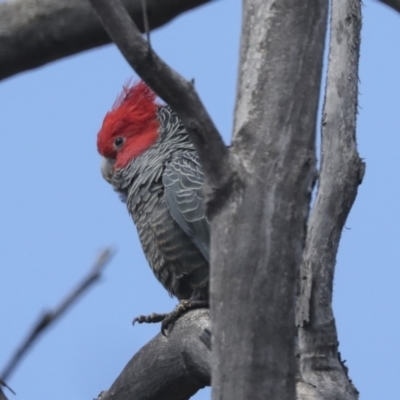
[163,153,210,262]
[109,106,210,301]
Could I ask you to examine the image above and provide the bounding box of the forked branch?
[296,0,364,398]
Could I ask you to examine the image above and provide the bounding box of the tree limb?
[296,0,363,398]
[0,0,212,81]
[0,249,114,382]
[378,0,400,13]
[88,0,229,191]
[96,309,211,400]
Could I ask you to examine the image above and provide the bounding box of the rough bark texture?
[296,1,363,399]
[210,1,328,399]
[89,0,330,398]
[0,0,368,398]
[97,309,211,400]
[0,0,211,81]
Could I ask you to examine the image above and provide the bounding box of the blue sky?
[0,1,399,399]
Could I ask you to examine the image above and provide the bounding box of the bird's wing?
[162,152,210,262]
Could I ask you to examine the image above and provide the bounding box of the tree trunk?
[210,1,327,399]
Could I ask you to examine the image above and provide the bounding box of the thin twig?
[88,0,229,190]
[0,248,114,382]
[0,379,14,396]
[141,0,151,49]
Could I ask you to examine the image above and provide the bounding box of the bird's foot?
[160,299,208,336]
[132,299,208,336]
[132,312,168,325]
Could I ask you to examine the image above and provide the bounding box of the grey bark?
[0,0,212,81]
[296,0,363,399]
[89,0,329,399]
[90,0,364,396]
[210,1,327,399]
[0,0,361,397]
[96,309,211,400]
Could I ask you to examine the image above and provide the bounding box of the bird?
[97,81,209,334]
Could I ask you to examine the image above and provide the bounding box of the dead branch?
[96,309,211,400]
[0,0,212,81]
[88,0,229,191]
[296,0,363,398]
[90,0,328,398]
[0,249,114,382]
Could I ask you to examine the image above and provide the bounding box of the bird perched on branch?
[97,81,209,334]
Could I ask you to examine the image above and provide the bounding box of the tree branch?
[0,249,114,382]
[0,379,13,400]
[88,0,229,191]
[0,387,8,400]
[378,0,400,14]
[296,0,363,398]
[0,0,212,81]
[96,309,211,400]
[0,380,14,397]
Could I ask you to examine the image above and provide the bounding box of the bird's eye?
[114,137,124,148]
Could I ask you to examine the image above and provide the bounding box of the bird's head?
[97,81,160,183]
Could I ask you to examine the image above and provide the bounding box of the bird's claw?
[132,312,167,325]
[161,299,209,336]
[133,299,209,336]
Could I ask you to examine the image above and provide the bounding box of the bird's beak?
[100,157,115,183]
